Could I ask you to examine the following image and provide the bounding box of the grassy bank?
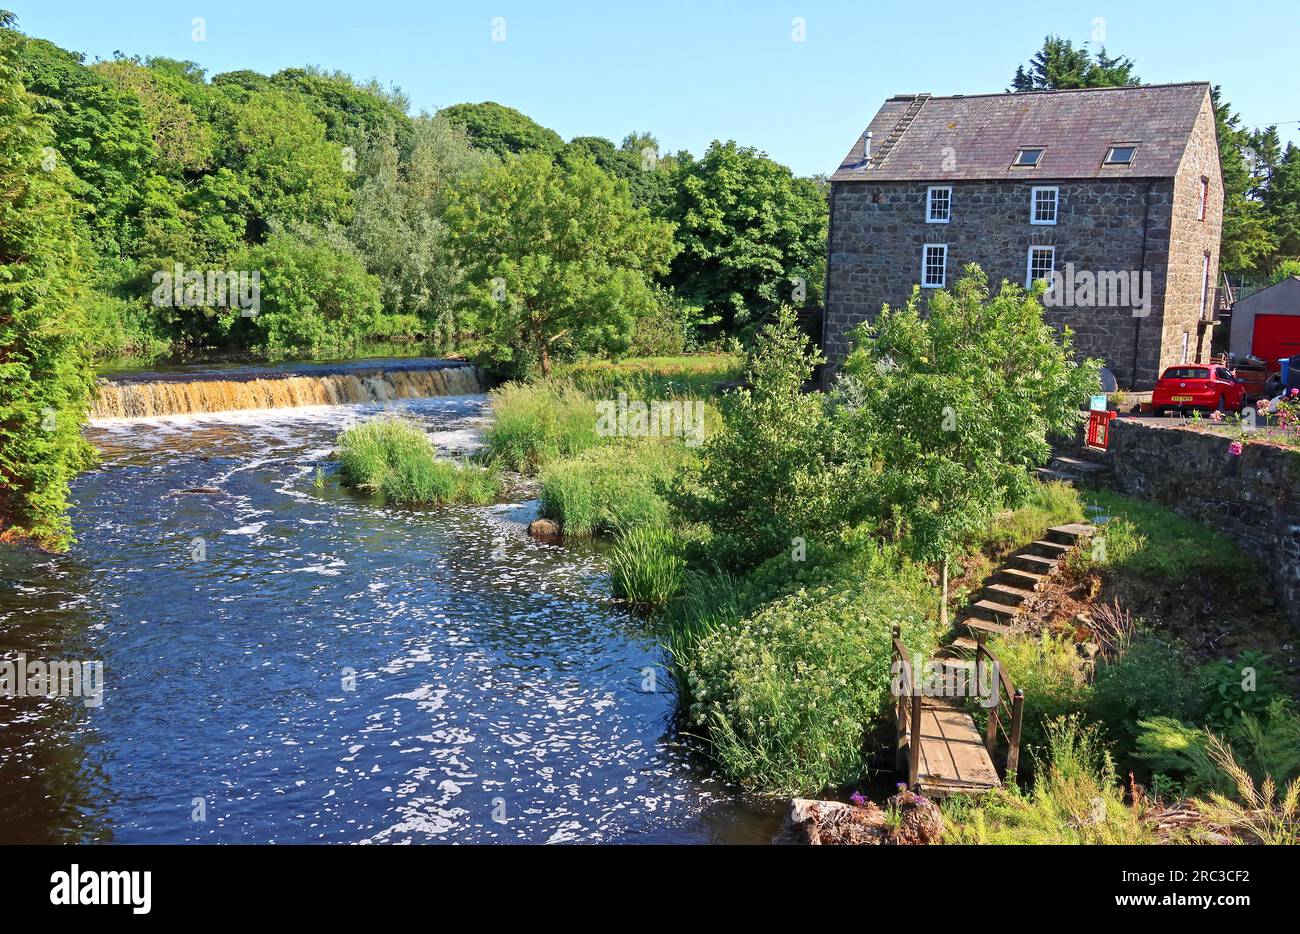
[337,418,500,505]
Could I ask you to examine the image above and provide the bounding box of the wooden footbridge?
[890,522,1095,796]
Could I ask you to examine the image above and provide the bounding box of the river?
[0,361,780,844]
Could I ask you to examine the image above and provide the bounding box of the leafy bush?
[538,440,693,537]
[670,308,868,570]
[1087,633,1200,757]
[1196,650,1284,732]
[943,716,1156,844]
[610,524,685,606]
[679,565,937,794]
[337,418,499,505]
[482,380,601,473]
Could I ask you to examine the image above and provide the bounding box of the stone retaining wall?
[1100,418,1300,628]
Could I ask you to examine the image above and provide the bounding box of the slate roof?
[831,83,1211,183]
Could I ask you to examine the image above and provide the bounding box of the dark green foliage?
[663,141,827,334]
[1010,35,1139,91]
[669,307,865,570]
[0,18,96,547]
[1087,634,1200,758]
[437,101,564,158]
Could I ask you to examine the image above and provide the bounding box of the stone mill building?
[821,83,1224,389]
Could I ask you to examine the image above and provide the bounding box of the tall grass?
[969,481,1085,556]
[610,524,685,606]
[554,355,740,400]
[537,440,694,536]
[337,418,499,505]
[942,716,1157,844]
[482,380,601,473]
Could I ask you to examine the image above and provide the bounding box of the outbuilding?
[1228,276,1300,363]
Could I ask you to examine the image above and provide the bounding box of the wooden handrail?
[891,625,921,790]
[973,630,1025,785]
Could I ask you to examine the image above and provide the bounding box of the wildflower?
[1291,388,1299,397]
[1228,441,1243,457]
[850,791,866,807]
[1210,410,1224,422]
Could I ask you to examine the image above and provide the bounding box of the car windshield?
[1162,367,1210,380]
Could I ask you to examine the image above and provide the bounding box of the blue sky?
[13,0,1300,176]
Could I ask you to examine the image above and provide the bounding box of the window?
[921,244,947,288]
[1200,253,1210,313]
[1013,148,1044,167]
[926,186,952,223]
[1164,366,1208,380]
[1181,332,1190,364]
[1104,145,1137,165]
[1030,186,1059,225]
[1198,176,1209,221]
[1025,245,1055,287]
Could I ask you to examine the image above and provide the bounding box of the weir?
[91,359,485,419]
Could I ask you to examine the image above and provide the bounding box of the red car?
[1151,364,1246,415]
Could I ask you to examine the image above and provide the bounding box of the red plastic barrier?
[1086,409,1117,449]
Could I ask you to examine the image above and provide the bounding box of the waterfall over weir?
[91,359,485,420]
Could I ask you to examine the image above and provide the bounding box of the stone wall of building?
[822,178,1177,389]
[1101,418,1300,628]
[1164,95,1225,373]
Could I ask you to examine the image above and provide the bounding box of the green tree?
[444,152,677,375]
[223,89,352,238]
[437,101,564,159]
[670,308,867,570]
[1215,88,1276,276]
[840,265,1100,620]
[347,115,491,343]
[1010,35,1139,91]
[0,12,95,548]
[665,141,827,334]
[235,232,382,357]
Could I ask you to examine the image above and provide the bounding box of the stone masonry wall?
[1102,418,1300,629]
[823,178,1176,389]
[1164,94,1225,372]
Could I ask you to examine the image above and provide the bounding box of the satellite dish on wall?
[1098,367,1119,393]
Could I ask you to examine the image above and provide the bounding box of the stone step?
[968,598,1020,624]
[983,582,1036,606]
[963,617,1012,637]
[1046,523,1095,545]
[1035,467,1080,485]
[998,567,1049,590]
[1028,538,1071,558]
[1051,455,1105,474]
[1009,552,1059,574]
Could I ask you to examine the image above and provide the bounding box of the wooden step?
[963,616,1012,636]
[968,598,1020,624]
[983,582,1035,606]
[1009,552,1059,574]
[1046,523,1095,545]
[1028,538,1071,558]
[949,635,979,652]
[998,567,1048,590]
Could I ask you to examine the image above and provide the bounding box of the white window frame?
[1025,245,1056,288]
[1013,148,1044,167]
[926,186,952,224]
[921,243,947,288]
[1181,331,1190,364]
[1030,186,1059,225]
[1198,177,1209,221]
[1104,145,1137,165]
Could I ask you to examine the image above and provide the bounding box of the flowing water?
[0,360,780,844]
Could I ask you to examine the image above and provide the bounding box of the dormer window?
[1104,145,1137,165]
[1013,148,1044,167]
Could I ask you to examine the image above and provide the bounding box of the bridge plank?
[914,698,1001,796]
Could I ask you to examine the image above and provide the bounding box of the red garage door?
[1253,314,1300,362]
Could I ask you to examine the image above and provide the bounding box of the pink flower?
[1210,410,1224,422]
[1290,388,1299,397]
[1228,441,1243,456]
